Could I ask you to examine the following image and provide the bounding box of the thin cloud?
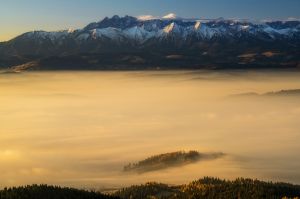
[137,15,159,21]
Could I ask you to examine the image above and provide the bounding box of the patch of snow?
[124,26,155,42]
[91,28,123,40]
[194,21,201,30]
[77,33,90,41]
[25,30,69,41]
[163,22,184,35]
[195,24,224,39]
[163,22,176,33]
[68,28,75,33]
[241,25,250,30]
[263,26,298,36]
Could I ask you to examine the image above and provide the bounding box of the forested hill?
[115,177,300,199]
[1,177,300,199]
[0,185,118,199]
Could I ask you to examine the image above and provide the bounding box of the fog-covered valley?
[0,70,300,189]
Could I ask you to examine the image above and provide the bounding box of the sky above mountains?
[0,0,299,41]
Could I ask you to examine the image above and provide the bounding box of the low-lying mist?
[0,70,300,189]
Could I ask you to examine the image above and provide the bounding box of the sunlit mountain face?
[0,15,299,70]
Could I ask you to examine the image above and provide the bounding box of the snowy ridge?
[1,15,300,70]
[22,30,70,41]
[11,15,300,45]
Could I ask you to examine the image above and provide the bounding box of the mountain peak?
[84,15,138,30]
[111,15,120,19]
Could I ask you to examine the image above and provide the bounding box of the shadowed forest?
[1,177,300,199]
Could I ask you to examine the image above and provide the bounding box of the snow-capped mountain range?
[0,14,299,70]
[13,15,300,44]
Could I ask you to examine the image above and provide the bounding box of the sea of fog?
[0,70,300,189]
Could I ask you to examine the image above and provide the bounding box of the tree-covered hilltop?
[115,177,300,199]
[0,184,118,199]
[123,151,224,173]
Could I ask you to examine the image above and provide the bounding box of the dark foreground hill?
[0,185,118,199]
[115,177,300,199]
[1,177,300,199]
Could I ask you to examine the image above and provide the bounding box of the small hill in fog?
[123,151,224,173]
[265,89,300,96]
[231,89,300,98]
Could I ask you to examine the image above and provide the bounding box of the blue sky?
[0,0,299,41]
